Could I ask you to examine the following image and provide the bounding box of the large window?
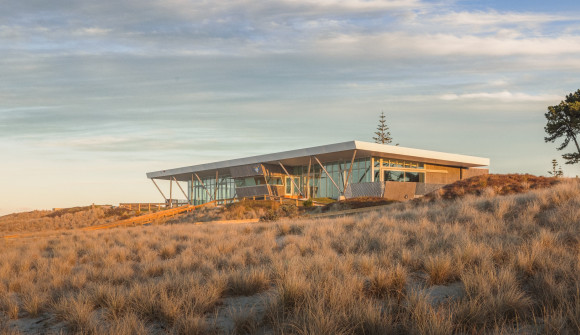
[376,157,425,183]
[189,175,236,205]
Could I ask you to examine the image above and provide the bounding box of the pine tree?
[548,159,564,177]
[544,89,580,165]
[373,111,393,144]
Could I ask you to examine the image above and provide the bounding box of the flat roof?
[147,140,490,181]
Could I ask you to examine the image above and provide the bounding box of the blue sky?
[1,0,580,215]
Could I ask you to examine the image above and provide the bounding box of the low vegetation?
[428,173,559,200]
[1,177,579,334]
[0,206,136,236]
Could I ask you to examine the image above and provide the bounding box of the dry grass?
[1,179,579,334]
[0,206,136,235]
[428,173,559,200]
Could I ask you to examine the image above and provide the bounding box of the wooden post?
[371,157,375,182]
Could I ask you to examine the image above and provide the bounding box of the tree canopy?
[544,89,580,165]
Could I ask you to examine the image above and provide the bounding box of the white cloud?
[73,27,111,36]
[439,91,562,102]
[429,11,573,27]
[314,32,580,58]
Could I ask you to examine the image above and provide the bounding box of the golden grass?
[0,180,579,334]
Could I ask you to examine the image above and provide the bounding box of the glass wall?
[292,157,372,199]
[187,156,427,203]
[188,175,236,205]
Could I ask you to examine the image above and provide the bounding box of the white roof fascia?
[353,141,490,167]
[146,140,490,179]
[146,141,357,179]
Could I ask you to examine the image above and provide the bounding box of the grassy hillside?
[0,206,134,236]
[1,178,579,334]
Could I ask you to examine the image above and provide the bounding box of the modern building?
[146,140,489,205]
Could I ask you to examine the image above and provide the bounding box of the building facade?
[146,141,490,205]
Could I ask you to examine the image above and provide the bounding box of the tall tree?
[548,159,564,177]
[373,111,393,144]
[544,89,580,165]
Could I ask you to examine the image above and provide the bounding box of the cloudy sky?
[1,0,580,215]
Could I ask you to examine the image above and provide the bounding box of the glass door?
[285,177,292,195]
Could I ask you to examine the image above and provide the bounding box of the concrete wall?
[425,164,461,184]
[383,182,417,201]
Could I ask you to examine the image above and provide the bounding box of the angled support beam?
[151,179,167,202]
[313,155,342,196]
[195,173,214,201]
[262,164,273,197]
[278,161,304,197]
[172,177,190,205]
[344,150,357,190]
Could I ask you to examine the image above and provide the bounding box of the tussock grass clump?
[425,254,460,286]
[226,269,271,297]
[364,265,407,299]
[53,295,97,333]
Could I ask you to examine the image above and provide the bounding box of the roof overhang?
[147,140,490,181]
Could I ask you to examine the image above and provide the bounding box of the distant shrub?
[280,204,298,218]
[260,210,280,222]
[303,199,313,208]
